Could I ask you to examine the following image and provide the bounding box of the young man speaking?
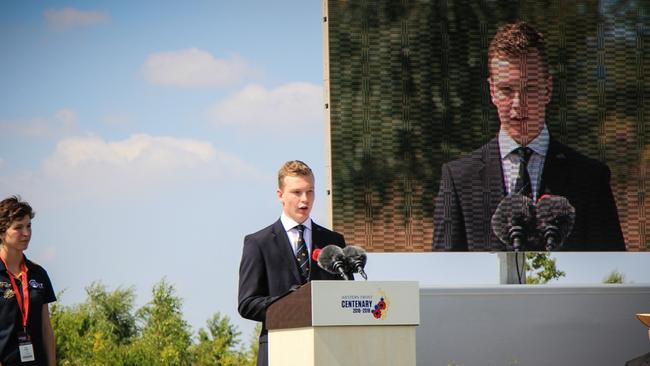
[238,160,346,366]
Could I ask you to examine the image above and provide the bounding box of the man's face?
[489,49,552,146]
[277,174,315,224]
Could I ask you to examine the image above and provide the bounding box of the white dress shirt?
[498,124,550,201]
[280,213,313,257]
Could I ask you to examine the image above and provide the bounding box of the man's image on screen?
[432,21,625,251]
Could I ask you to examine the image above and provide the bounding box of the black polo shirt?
[0,256,56,366]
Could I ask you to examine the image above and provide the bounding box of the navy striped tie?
[295,225,309,281]
[514,147,533,198]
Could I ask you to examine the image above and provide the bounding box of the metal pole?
[498,252,527,284]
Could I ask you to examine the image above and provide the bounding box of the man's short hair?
[278,160,314,188]
[0,196,35,242]
[488,21,550,76]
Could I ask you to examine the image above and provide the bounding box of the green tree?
[240,323,261,366]
[602,270,626,284]
[52,279,258,365]
[86,282,137,344]
[525,252,566,284]
[129,279,193,366]
[51,301,112,366]
[192,312,252,366]
[50,283,137,366]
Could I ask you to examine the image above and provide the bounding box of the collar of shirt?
[280,213,312,255]
[498,124,550,159]
[0,254,31,273]
[498,124,550,200]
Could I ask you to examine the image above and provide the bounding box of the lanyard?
[1,257,29,330]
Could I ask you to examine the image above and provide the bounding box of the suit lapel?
[311,222,327,250]
[481,138,506,223]
[467,138,506,249]
[309,222,332,280]
[271,220,302,283]
[540,139,570,197]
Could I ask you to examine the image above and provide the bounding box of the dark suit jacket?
[626,352,650,366]
[432,137,625,251]
[238,219,346,366]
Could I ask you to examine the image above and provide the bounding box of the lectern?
[266,280,419,366]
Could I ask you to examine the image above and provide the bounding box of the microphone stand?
[543,225,561,251]
[508,225,526,252]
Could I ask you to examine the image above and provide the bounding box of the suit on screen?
[626,352,650,366]
[432,137,625,251]
[238,219,346,366]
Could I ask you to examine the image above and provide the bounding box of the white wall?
[418,285,650,366]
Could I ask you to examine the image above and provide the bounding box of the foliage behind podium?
[50,280,256,366]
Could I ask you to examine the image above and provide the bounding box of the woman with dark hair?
[0,196,55,366]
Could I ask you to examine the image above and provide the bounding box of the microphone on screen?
[491,193,536,251]
[536,194,575,251]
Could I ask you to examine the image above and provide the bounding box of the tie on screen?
[514,147,533,198]
[295,224,310,281]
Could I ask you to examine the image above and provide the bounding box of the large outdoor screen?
[326,0,649,252]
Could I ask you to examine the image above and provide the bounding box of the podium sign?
[311,280,419,326]
[267,281,419,366]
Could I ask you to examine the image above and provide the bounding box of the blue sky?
[1,1,648,339]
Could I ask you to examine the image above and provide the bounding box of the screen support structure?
[322,0,334,229]
[498,252,527,284]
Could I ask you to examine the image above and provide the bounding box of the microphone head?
[491,194,536,248]
[342,245,367,266]
[536,194,576,243]
[343,245,368,280]
[316,245,346,274]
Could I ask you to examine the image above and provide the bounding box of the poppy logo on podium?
[371,297,388,319]
[340,289,390,319]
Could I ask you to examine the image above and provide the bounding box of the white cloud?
[210,82,323,129]
[142,49,253,88]
[0,108,79,139]
[46,134,214,172]
[44,7,110,31]
[41,134,257,197]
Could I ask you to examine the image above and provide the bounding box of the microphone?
[491,193,536,251]
[314,245,350,280]
[536,194,575,251]
[343,246,368,280]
